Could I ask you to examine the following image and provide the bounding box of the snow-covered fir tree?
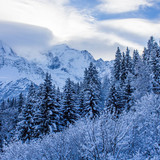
[107,47,134,115]
[16,83,37,142]
[37,73,60,135]
[62,78,78,127]
[114,47,122,81]
[83,62,101,118]
[1,36,160,160]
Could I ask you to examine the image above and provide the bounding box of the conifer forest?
[1,37,160,159]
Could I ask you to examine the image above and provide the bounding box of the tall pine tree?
[38,73,59,135]
[62,78,77,127]
[17,83,37,142]
[83,62,101,119]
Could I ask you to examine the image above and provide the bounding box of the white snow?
[0,42,112,100]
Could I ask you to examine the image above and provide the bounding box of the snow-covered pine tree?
[38,73,59,135]
[141,36,160,94]
[73,82,86,118]
[114,47,122,81]
[107,47,123,115]
[107,84,119,115]
[78,82,86,118]
[147,36,155,63]
[123,48,134,110]
[107,47,134,115]
[125,47,133,74]
[142,36,154,65]
[101,75,110,108]
[51,84,62,132]
[150,42,160,94]
[55,87,63,131]
[62,78,78,127]
[33,83,44,138]
[17,93,24,120]
[123,75,134,111]
[17,83,37,142]
[120,52,127,85]
[73,82,81,117]
[133,50,141,75]
[83,62,101,119]
[143,47,149,64]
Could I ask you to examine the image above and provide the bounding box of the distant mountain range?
[0,41,112,101]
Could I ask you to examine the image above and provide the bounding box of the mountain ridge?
[0,41,112,101]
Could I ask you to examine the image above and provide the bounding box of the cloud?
[97,0,153,14]
[99,18,160,37]
[0,0,160,61]
[0,0,102,57]
[67,37,127,60]
[67,32,144,60]
[0,21,54,59]
[0,0,95,42]
[67,18,160,60]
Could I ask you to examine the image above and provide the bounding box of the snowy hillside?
[0,42,112,101]
[1,37,160,160]
[0,41,45,84]
[40,44,112,87]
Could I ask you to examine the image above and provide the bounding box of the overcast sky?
[0,0,160,60]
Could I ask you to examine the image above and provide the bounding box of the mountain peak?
[49,44,71,52]
[0,41,17,57]
[0,42,112,101]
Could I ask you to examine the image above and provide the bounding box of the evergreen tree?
[38,73,60,135]
[107,84,119,115]
[125,47,133,74]
[101,75,110,108]
[34,83,44,138]
[17,93,24,121]
[62,78,77,127]
[143,36,155,65]
[114,47,122,81]
[123,76,134,111]
[55,87,63,131]
[83,62,101,119]
[0,99,18,146]
[107,47,124,116]
[142,36,160,94]
[133,50,141,75]
[108,47,134,115]
[17,83,37,142]
[133,50,140,66]
[151,42,160,94]
[120,52,127,84]
[52,85,62,132]
[147,36,154,59]
[76,82,85,118]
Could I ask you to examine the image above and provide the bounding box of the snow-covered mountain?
[0,41,45,84]
[40,44,112,87]
[0,42,112,101]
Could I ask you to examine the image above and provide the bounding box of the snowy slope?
[40,44,112,87]
[0,42,112,101]
[0,41,45,100]
[0,41,45,85]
